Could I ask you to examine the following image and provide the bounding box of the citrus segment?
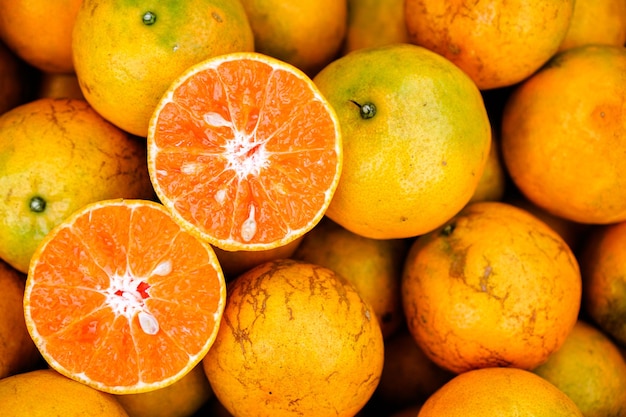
[24,199,226,394]
[148,52,342,251]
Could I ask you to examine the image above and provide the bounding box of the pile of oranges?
[1,0,626,416]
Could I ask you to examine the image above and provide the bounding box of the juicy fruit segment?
[417,367,584,416]
[203,259,384,417]
[23,199,226,394]
[148,52,342,251]
[402,201,582,374]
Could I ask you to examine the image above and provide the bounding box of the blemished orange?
[72,0,254,137]
[313,43,491,240]
[115,363,213,417]
[374,329,454,409]
[405,0,575,90]
[558,0,626,52]
[23,199,227,394]
[147,52,342,252]
[292,217,407,338]
[579,220,626,347]
[502,44,626,224]
[0,98,154,273]
[0,0,82,73]
[203,259,384,417]
[533,320,626,417]
[0,259,41,379]
[0,368,130,417]
[0,40,26,115]
[402,201,582,374]
[239,0,347,77]
[342,0,410,54]
[417,367,583,416]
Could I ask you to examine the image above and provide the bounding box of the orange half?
[23,199,227,394]
[147,52,342,251]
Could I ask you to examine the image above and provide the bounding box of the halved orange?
[147,52,342,252]
[23,199,227,394]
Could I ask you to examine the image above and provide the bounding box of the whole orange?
[502,44,626,224]
[405,0,574,90]
[72,0,254,137]
[203,259,384,417]
[402,201,582,374]
[313,43,491,239]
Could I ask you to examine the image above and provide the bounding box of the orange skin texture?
[0,260,41,379]
[0,0,82,73]
[0,369,130,417]
[533,320,626,417]
[502,45,626,224]
[203,259,384,417]
[580,221,626,347]
[558,0,626,52]
[402,201,582,374]
[405,0,575,90]
[417,367,583,416]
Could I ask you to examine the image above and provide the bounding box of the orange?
[405,0,575,90]
[579,220,626,346]
[203,259,384,417]
[0,259,41,378]
[313,43,491,239]
[0,0,82,73]
[533,320,626,417]
[72,0,254,137]
[292,217,407,338]
[0,98,154,273]
[239,0,347,77]
[402,201,582,374]
[501,44,626,224]
[147,52,342,252]
[374,328,454,409]
[0,40,26,115]
[417,367,583,416]
[115,363,213,417]
[342,0,410,54]
[0,368,130,417]
[23,199,227,394]
[212,236,303,280]
[467,133,506,204]
[558,0,626,52]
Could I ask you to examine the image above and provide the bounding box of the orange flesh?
[151,58,339,247]
[26,202,224,390]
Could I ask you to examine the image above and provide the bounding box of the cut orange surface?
[23,199,227,394]
[147,52,342,251]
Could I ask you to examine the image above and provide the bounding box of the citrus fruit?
[558,0,626,52]
[342,0,410,54]
[203,258,384,417]
[72,0,254,137]
[0,98,154,273]
[0,368,130,417]
[417,367,583,416]
[292,217,407,338]
[0,40,26,115]
[212,236,303,280]
[374,328,454,409]
[147,52,342,252]
[0,259,41,378]
[533,320,626,417]
[0,0,82,73]
[501,44,626,225]
[579,220,626,346]
[402,201,582,374]
[23,199,227,394]
[313,43,491,239]
[115,363,213,417]
[238,0,347,76]
[467,133,506,204]
[405,0,574,90]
